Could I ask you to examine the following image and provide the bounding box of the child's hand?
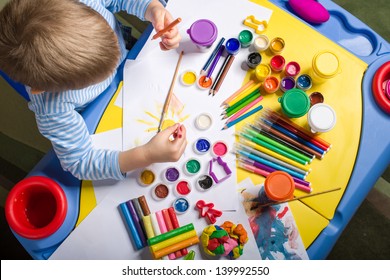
[145,123,187,163]
[145,0,181,50]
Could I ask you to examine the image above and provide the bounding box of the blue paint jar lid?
[173,197,190,214]
[225,38,241,55]
[193,137,211,154]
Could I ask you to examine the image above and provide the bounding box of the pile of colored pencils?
[221,80,264,130]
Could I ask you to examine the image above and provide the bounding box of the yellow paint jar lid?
[312,51,340,79]
[255,63,271,81]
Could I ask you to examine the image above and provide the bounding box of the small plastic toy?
[195,200,222,224]
[209,156,232,184]
[243,15,268,34]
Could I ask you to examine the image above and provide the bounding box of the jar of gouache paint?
[269,37,285,54]
[257,171,295,204]
[246,52,262,69]
[187,19,218,52]
[296,74,313,91]
[196,174,214,191]
[270,55,285,72]
[279,76,296,92]
[238,30,253,48]
[253,34,270,52]
[174,180,192,196]
[263,76,279,94]
[163,166,180,183]
[285,61,301,77]
[255,63,271,81]
[225,38,241,55]
[5,176,67,239]
[310,50,341,84]
[183,158,201,176]
[307,103,337,133]
[278,88,311,118]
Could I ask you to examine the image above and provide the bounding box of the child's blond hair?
[0,0,120,92]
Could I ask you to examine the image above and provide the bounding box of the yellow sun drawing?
[136,94,190,132]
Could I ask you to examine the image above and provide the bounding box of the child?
[0,0,187,180]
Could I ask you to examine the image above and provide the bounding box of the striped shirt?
[27,0,153,180]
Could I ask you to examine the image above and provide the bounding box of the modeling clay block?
[289,0,330,24]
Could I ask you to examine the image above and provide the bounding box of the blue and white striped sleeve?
[102,0,153,20]
[34,109,125,181]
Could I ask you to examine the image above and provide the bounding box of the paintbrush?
[247,187,341,210]
[157,51,184,133]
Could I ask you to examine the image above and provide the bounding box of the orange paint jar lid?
[264,171,295,201]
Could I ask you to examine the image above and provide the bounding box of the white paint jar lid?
[307,103,336,133]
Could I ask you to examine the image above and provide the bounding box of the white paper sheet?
[122,0,273,210]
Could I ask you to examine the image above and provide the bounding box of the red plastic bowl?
[5,176,67,239]
[372,61,390,114]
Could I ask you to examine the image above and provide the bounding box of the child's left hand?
[145,0,181,50]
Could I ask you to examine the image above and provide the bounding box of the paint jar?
[225,38,241,55]
[195,113,213,130]
[183,158,201,176]
[309,91,324,106]
[285,61,301,77]
[196,174,214,191]
[255,63,271,81]
[270,55,285,72]
[163,166,180,184]
[172,197,190,214]
[253,35,270,52]
[257,171,295,204]
[307,103,337,133]
[211,141,229,157]
[269,37,285,54]
[279,76,296,92]
[310,50,341,84]
[187,19,218,52]
[278,88,311,118]
[263,76,280,94]
[180,70,197,86]
[238,30,253,48]
[5,176,67,239]
[138,169,156,186]
[296,74,313,91]
[175,180,192,196]
[197,75,213,90]
[152,183,169,200]
[193,137,211,154]
[246,52,262,69]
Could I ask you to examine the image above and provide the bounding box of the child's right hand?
[144,123,187,163]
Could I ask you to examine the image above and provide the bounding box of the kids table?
[3,0,390,259]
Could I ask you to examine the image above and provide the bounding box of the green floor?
[1,0,390,260]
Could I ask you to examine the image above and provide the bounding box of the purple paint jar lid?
[164,167,180,183]
[187,19,218,47]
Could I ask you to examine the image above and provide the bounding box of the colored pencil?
[222,105,263,130]
[211,54,235,96]
[152,235,199,259]
[205,45,225,82]
[224,82,261,108]
[201,37,225,75]
[157,51,184,133]
[250,188,342,209]
[225,96,263,122]
[221,80,255,106]
[119,203,144,250]
[152,17,182,40]
[224,89,261,117]
[238,137,311,173]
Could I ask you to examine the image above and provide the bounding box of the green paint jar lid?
[278,88,310,118]
[238,30,253,48]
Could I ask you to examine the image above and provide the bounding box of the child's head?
[0,0,120,92]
